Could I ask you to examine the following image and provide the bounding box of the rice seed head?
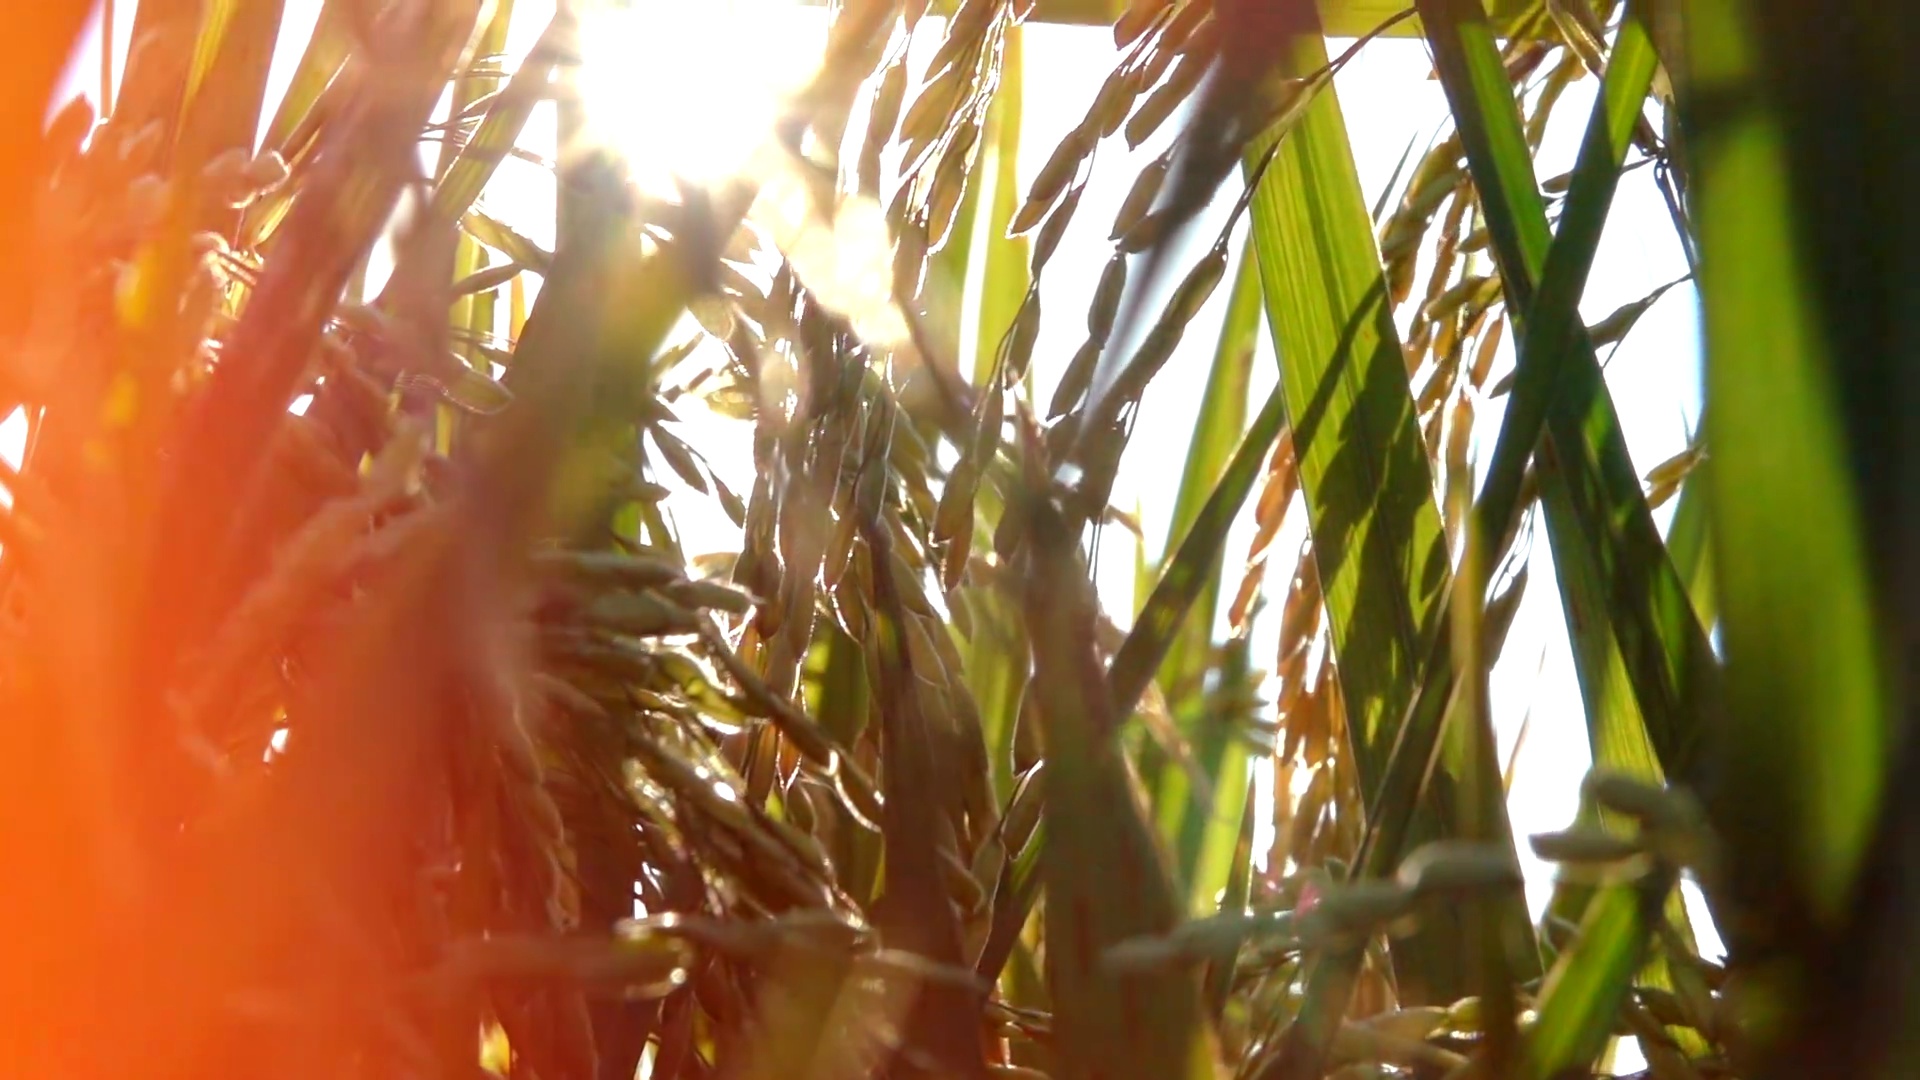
[1111,152,1170,241]
[1030,182,1083,272]
[1011,124,1094,236]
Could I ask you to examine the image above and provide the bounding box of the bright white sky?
[43,0,1715,978]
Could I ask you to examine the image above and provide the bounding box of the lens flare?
[573,0,823,196]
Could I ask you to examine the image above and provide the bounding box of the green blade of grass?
[1132,506,1154,620]
[1663,461,1715,629]
[972,22,1030,386]
[379,10,560,321]
[1156,242,1261,708]
[1240,15,1533,1008]
[1162,635,1256,918]
[1112,387,1285,721]
[1344,0,1674,891]
[1139,244,1260,904]
[1248,35,1448,793]
[1412,6,1718,1063]
[1539,465,1659,789]
[1536,458,1701,1029]
[956,583,1029,803]
[812,624,883,906]
[430,11,562,233]
[241,1,357,247]
[1417,5,1720,987]
[1684,0,1885,934]
[256,0,351,154]
[1683,0,1920,1068]
[439,1,516,365]
[1205,786,1258,1019]
[436,0,515,182]
[1420,0,1719,784]
[1144,245,1267,907]
[462,209,555,273]
[1524,869,1674,1078]
[482,162,750,550]
[976,812,1043,987]
[1447,453,1521,1073]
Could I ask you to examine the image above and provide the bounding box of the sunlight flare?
[573,0,822,194]
[576,1,906,344]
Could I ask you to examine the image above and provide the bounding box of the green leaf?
[256,0,350,155]
[1164,637,1256,918]
[441,2,517,353]
[436,0,515,178]
[1205,788,1258,1020]
[1156,243,1262,707]
[1540,469,1658,792]
[1685,0,1885,928]
[462,209,555,274]
[431,11,562,231]
[1245,41,1444,806]
[1524,872,1672,1078]
[1240,17,1533,1008]
[976,809,1044,990]
[1663,457,1715,629]
[481,156,717,549]
[955,586,1029,803]
[972,23,1030,387]
[1418,5,1715,1059]
[451,260,525,299]
[1419,0,1719,789]
[1139,250,1261,909]
[812,624,881,904]
[1111,387,1285,723]
[1537,465,1702,1029]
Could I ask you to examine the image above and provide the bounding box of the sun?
[571,0,907,346]
[572,0,826,197]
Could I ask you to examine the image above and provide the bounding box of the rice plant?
[1,0,1914,1078]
